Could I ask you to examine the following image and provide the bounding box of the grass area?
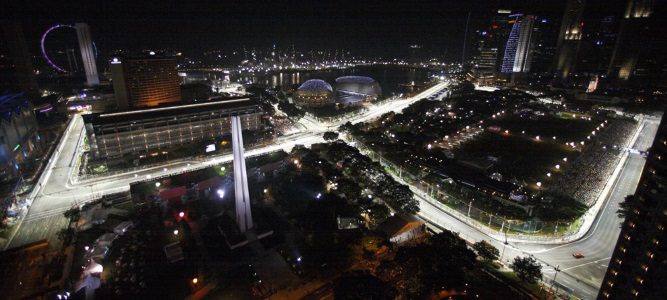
[0,225,15,239]
[465,268,534,299]
[486,116,598,143]
[499,270,546,299]
[454,131,573,182]
[557,111,592,120]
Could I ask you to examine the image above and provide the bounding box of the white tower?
[231,116,253,232]
[75,23,99,86]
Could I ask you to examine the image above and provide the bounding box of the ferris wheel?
[40,24,99,73]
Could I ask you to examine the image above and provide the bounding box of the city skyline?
[6,0,638,60]
[1,1,666,299]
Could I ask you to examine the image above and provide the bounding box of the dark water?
[234,65,435,97]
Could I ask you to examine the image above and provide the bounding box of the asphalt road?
[6,81,657,300]
[5,82,449,250]
[418,116,661,300]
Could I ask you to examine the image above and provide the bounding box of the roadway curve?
[6,80,656,300]
[417,116,660,299]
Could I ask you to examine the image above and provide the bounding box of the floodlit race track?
[5,79,661,300]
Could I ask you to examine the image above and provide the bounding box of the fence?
[351,138,586,242]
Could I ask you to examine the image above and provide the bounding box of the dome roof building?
[334,76,381,105]
[294,79,334,108]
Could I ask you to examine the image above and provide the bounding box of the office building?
[607,0,655,81]
[83,98,263,159]
[577,15,620,75]
[501,14,535,75]
[0,21,38,95]
[554,0,586,80]
[75,23,99,86]
[110,55,182,109]
[470,9,513,84]
[598,113,667,299]
[0,94,40,182]
[530,16,559,74]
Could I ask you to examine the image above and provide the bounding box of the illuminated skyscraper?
[598,113,667,299]
[75,23,99,86]
[470,9,513,84]
[554,0,586,80]
[501,14,535,74]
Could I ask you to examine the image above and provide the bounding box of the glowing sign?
[205,144,216,153]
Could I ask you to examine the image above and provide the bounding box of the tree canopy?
[510,256,543,283]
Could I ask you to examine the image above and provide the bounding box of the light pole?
[554,222,558,234]
[500,230,509,265]
[550,265,561,296]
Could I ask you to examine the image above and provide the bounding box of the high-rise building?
[598,113,667,299]
[110,55,182,109]
[607,0,655,81]
[554,0,586,80]
[577,15,620,75]
[0,21,38,95]
[470,9,514,84]
[529,16,559,74]
[501,14,535,75]
[75,23,99,86]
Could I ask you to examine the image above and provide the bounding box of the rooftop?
[335,76,377,84]
[83,97,261,125]
[297,79,333,93]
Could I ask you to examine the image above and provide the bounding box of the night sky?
[6,0,628,59]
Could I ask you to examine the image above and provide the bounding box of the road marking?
[562,257,611,271]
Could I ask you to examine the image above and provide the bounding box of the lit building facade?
[294,79,334,108]
[598,113,667,299]
[470,9,513,85]
[501,14,535,74]
[554,0,586,80]
[334,76,381,106]
[83,98,263,159]
[110,56,182,109]
[607,0,655,80]
[0,94,40,182]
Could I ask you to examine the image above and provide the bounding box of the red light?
[580,21,584,27]
[492,25,498,29]
[530,15,535,20]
